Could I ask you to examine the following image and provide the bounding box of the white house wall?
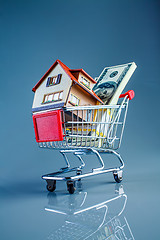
[32,64,72,112]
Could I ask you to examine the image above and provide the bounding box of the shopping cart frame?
[39,90,134,194]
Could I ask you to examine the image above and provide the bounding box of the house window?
[48,94,53,102]
[54,92,59,101]
[43,91,63,103]
[69,94,80,106]
[46,74,62,87]
[80,76,90,89]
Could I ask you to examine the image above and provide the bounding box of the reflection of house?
[32,59,103,113]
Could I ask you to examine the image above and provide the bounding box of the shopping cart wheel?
[46,180,56,192]
[67,181,76,194]
[113,170,123,183]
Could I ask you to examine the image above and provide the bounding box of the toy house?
[32,59,103,142]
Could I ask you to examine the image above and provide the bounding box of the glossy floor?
[1,167,159,240]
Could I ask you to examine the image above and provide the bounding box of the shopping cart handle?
[119,90,135,100]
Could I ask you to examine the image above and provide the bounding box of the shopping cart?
[36,90,134,194]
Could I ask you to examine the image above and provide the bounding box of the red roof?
[32,59,103,104]
[70,69,97,83]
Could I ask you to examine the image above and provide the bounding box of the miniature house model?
[32,59,103,142]
[32,59,103,112]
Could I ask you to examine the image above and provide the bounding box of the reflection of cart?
[38,90,134,193]
[45,185,135,240]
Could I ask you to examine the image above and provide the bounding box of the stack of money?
[92,62,137,148]
[92,62,137,105]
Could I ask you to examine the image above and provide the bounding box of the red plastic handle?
[119,90,135,100]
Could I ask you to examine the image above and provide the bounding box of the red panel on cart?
[33,110,63,142]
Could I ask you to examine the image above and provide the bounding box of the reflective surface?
[1,0,160,239]
[1,169,160,240]
[45,184,133,240]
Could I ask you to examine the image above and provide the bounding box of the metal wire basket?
[38,95,129,151]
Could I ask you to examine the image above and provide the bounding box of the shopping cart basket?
[33,90,135,194]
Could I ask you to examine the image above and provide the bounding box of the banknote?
[92,62,137,105]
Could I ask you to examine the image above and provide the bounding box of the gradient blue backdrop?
[0,0,160,239]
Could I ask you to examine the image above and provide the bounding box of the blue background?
[0,0,160,239]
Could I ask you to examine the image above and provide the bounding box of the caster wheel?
[67,181,76,194]
[113,170,123,183]
[46,180,56,192]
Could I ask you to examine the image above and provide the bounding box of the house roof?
[32,59,103,104]
[70,69,97,83]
